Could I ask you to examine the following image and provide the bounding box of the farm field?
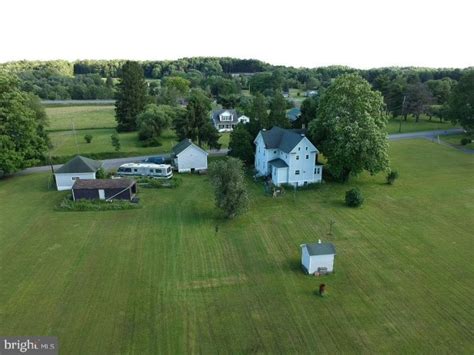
[45,105,117,131]
[1,140,473,354]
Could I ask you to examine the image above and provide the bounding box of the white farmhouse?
[211,109,250,132]
[254,126,323,186]
[301,240,336,274]
[54,155,102,191]
[172,139,208,173]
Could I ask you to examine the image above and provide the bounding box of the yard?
[1,139,473,353]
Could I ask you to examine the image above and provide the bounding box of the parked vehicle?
[144,156,167,164]
[117,163,173,179]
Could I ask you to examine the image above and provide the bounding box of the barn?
[54,155,102,191]
[172,139,208,173]
[72,179,137,201]
[301,240,336,274]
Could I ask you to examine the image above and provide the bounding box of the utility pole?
[399,95,407,133]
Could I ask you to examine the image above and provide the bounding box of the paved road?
[15,128,466,176]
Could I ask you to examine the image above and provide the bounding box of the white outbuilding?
[54,155,102,191]
[300,240,336,274]
[171,139,208,173]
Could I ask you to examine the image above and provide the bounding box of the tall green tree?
[268,92,290,128]
[0,73,48,177]
[136,104,176,146]
[115,61,149,131]
[173,89,220,148]
[300,96,319,127]
[208,157,249,219]
[309,74,389,182]
[247,93,268,135]
[448,71,474,132]
[229,124,255,165]
[405,82,433,122]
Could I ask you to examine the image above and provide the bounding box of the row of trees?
[114,61,221,148]
[0,72,49,177]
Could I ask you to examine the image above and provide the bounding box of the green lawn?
[48,128,178,157]
[386,115,457,134]
[440,134,474,149]
[45,105,117,131]
[1,140,473,353]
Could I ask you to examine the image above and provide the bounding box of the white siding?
[301,247,311,273]
[176,145,208,172]
[54,172,96,191]
[308,254,335,274]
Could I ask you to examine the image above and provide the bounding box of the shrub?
[96,167,106,179]
[57,197,141,212]
[386,170,399,185]
[137,176,181,189]
[345,188,364,207]
[460,137,472,146]
[84,134,93,143]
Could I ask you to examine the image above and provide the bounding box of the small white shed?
[54,155,102,191]
[301,240,336,274]
[172,139,208,173]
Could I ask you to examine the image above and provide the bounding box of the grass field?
[1,140,473,353]
[45,105,117,131]
[440,134,474,149]
[386,115,457,134]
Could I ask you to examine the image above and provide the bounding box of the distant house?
[286,107,301,123]
[172,139,208,173]
[54,155,102,191]
[301,240,336,274]
[306,90,318,97]
[72,179,137,201]
[254,127,323,186]
[211,109,250,132]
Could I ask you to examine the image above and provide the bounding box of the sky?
[1,0,473,69]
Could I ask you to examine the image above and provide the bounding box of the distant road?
[41,100,115,106]
[388,128,464,140]
[14,128,466,176]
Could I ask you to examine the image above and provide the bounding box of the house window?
[306,147,308,150]
[314,168,320,174]
[296,155,299,160]
[298,147,301,151]
[273,150,276,154]
[306,155,309,159]
[72,177,79,180]
[295,170,300,175]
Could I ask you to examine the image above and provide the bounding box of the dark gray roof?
[211,109,240,125]
[259,127,311,153]
[72,178,135,190]
[55,155,102,174]
[268,158,288,168]
[172,139,193,155]
[286,107,301,122]
[304,242,336,256]
[172,139,207,156]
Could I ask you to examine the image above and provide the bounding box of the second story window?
[296,155,299,160]
[306,155,309,159]
[295,170,300,175]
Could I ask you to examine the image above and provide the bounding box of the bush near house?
[84,134,93,143]
[460,137,472,146]
[345,187,364,207]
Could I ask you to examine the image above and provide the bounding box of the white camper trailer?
[117,163,173,179]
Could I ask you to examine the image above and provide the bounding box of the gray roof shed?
[304,242,336,256]
[55,155,102,174]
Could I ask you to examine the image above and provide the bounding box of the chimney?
[301,134,305,137]
[262,128,266,131]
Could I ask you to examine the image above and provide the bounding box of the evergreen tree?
[268,92,290,128]
[0,73,48,177]
[247,93,267,134]
[115,61,149,132]
[229,123,255,165]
